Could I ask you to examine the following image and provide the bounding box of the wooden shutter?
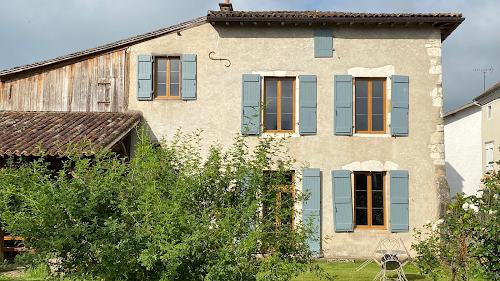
[299,75,317,135]
[181,54,197,100]
[332,170,353,232]
[314,29,334,58]
[390,170,409,232]
[137,55,153,101]
[391,75,409,136]
[241,74,261,135]
[334,75,353,135]
[302,168,321,255]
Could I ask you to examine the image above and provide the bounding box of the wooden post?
[0,229,4,263]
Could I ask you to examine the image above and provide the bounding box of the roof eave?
[206,16,465,42]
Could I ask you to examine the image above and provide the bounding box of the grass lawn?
[293,261,447,281]
[0,261,485,281]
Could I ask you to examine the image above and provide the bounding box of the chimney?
[219,0,233,12]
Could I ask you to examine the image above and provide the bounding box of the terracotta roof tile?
[0,112,142,156]
[207,11,463,18]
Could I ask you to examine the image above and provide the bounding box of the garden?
[0,128,499,280]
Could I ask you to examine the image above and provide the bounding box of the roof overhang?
[206,11,464,42]
[0,112,142,157]
[443,102,479,117]
[474,82,500,106]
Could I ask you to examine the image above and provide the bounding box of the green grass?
[0,261,485,281]
[293,261,445,281]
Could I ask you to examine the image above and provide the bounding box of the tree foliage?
[0,128,332,281]
[413,172,500,281]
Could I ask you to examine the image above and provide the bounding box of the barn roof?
[0,112,141,156]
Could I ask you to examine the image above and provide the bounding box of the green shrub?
[0,128,332,281]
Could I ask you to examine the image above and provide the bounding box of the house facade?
[0,4,464,258]
[444,102,482,197]
[474,82,500,174]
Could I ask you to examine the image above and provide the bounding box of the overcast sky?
[0,0,498,112]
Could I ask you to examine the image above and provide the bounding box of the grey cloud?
[0,0,498,112]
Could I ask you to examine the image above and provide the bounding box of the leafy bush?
[0,128,332,281]
[413,172,500,280]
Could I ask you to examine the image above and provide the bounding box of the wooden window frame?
[155,57,181,99]
[355,78,386,134]
[263,171,295,228]
[264,77,296,133]
[354,172,386,230]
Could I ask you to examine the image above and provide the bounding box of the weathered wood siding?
[0,50,126,112]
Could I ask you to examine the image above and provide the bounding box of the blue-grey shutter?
[332,170,353,232]
[137,55,153,101]
[181,54,197,100]
[334,75,353,135]
[390,170,409,232]
[299,75,317,135]
[302,168,321,255]
[391,75,409,136]
[314,29,334,58]
[241,74,261,135]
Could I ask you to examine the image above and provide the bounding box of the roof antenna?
[473,66,494,92]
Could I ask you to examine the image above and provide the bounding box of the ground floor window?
[354,172,385,229]
[263,171,295,227]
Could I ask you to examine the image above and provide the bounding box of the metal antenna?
[474,66,494,92]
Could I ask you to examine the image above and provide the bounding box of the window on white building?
[486,143,494,171]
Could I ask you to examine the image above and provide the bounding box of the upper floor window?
[264,78,295,133]
[155,57,181,99]
[355,78,386,134]
[487,105,492,120]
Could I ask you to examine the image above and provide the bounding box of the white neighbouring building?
[444,102,482,197]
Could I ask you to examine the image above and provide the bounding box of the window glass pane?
[356,115,368,131]
[372,98,384,114]
[281,114,294,131]
[281,81,294,98]
[372,115,384,132]
[266,81,278,98]
[372,81,384,98]
[280,192,294,225]
[266,114,277,131]
[281,97,293,114]
[356,81,368,97]
[372,191,383,208]
[170,84,179,96]
[372,173,383,190]
[170,58,180,71]
[157,84,166,97]
[170,71,180,83]
[356,208,368,226]
[157,72,166,84]
[356,97,368,115]
[372,209,384,226]
[356,191,367,208]
[266,97,277,114]
[355,174,367,190]
[157,59,167,72]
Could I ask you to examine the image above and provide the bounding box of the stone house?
[0,2,464,258]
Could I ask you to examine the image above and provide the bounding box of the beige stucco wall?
[481,100,500,173]
[126,23,446,258]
